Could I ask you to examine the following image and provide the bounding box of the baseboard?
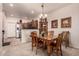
[68,45,79,50]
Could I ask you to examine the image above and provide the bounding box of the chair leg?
[60,46,63,56]
[36,46,37,55]
[32,47,33,51]
[56,49,61,56]
[56,50,59,56]
[57,49,63,56]
[61,53,63,56]
[32,43,33,51]
[36,43,38,55]
[60,48,63,56]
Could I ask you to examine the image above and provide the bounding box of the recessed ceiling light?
[31,10,34,14]
[11,14,13,16]
[10,3,14,7]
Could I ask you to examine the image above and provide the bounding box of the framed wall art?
[51,20,58,28]
[22,20,38,29]
[61,17,71,28]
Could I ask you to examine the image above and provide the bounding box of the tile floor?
[0,38,79,56]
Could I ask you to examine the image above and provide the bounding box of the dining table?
[37,35,58,56]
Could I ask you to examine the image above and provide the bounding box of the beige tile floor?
[0,38,79,56]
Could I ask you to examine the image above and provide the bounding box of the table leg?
[47,40,52,56]
[47,46,51,56]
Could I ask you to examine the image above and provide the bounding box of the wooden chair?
[31,31,44,54]
[35,36,44,54]
[31,31,37,51]
[36,31,54,55]
[51,34,62,56]
[62,31,70,47]
[44,31,54,56]
[48,31,54,39]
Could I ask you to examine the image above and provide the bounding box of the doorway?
[6,22,16,38]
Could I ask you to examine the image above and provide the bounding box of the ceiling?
[3,3,71,19]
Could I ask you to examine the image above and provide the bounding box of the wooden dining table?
[37,35,58,56]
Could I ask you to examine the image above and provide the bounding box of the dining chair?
[44,31,54,56]
[35,36,44,55]
[51,34,62,56]
[48,31,54,39]
[31,31,37,51]
[62,31,70,48]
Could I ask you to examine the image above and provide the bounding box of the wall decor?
[22,20,38,29]
[61,17,71,28]
[51,20,58,28]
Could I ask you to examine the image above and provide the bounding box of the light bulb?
[40,14,43,17]
[44,14,47,18]
[39,14,43,18]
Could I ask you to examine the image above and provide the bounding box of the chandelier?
[40,3,47,19]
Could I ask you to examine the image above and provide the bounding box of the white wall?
[48,4,79,48]
[0,4,2,47]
